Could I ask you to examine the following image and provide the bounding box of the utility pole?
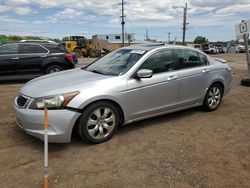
[120,0,125,47]
[146,28,149,40]
[174,36,177,45]
[182,2,188,45]
[168,32,171,44]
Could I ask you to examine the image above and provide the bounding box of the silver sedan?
[14,44,232,144]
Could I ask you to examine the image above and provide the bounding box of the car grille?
[16,95,30,108]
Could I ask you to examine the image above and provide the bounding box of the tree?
[62,36,69,41]
[53,38,61,43]
[194,36,207,44]
[8,35,22,41]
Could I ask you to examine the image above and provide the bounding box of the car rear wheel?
[77,101,119,144]
[45,65,63,74]
[203,84,223,111]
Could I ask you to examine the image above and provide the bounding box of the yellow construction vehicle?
[62,36,101,58]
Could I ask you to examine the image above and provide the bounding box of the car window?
[20,44,44,54]
[176,49,205,69]
[0,44,18,54]
[198,53,209,65]
[85,49,145,76]
[44,44,68,53]
[140,50,174,74]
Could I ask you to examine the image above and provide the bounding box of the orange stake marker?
[44,108,48,188]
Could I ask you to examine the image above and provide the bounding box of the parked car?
[226,45,237,53]
[205,45,218,54]
[0,42,77,80]
[236,45,246,53]
[14,44,232,144]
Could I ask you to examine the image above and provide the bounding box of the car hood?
[20,68,112,98]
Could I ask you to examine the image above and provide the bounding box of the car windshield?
[85,49,146,76]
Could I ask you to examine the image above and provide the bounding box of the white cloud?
[54,8,83,19]
[216,4,250,15]
[4,0,32,6]
[14,6,32,15]
[189,0,250,7]
[0,15,25,23]
[0,5,10,12]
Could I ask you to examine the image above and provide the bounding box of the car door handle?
[202,69,210,73]
[168,75,178,81]
[40,55,47,58]
[11,57,19,60]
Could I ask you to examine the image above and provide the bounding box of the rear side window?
[176,49,206,69]
[44,44,68,53]
[140,50,174,74]
[20,44,46,54]
[0,44,18,54]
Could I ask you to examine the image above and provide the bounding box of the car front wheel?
[203,84,223,111]
[77,101,119,144]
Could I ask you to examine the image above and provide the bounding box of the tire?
[77,101,120,144]
[89,49,98,58]
[240,78,250,87]
[203,84,223,111]
[45,65,63,74]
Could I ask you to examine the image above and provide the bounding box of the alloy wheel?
[207,86,221,109]
[87,107,116,139]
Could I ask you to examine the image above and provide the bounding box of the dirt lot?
[0,54,250,188]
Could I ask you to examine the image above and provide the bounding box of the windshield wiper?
[89,70,105,75]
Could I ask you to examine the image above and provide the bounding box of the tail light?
[65,53,73,64]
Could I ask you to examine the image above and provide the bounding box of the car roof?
[19,40,57,43]
[123,43,197,52]
[0,42,60,46]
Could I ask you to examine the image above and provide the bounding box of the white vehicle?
[206,45,218,54]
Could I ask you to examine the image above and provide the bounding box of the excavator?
[62,36,101,58]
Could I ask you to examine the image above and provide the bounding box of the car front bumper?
[14,105,81,143]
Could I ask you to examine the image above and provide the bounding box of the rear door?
[174,49,210,106]
[16,43,48,74]
[0,43,19,75]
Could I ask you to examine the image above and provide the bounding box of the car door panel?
[0,55,16,75]
[16,44,48,74]
[125,73,178,120]
[174,49,209,106]
[121,49,178,121]
[175,66,209,105]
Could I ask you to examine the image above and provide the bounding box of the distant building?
[92,33,136,51]
[95,33,135,42]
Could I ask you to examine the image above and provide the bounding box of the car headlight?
[30,91,79,110]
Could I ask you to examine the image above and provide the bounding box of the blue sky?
[0,0,249,42]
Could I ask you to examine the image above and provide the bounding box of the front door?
[124,49,179,121]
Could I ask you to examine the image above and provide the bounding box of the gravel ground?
[0,53,250,188]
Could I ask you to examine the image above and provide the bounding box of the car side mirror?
[136,69,153,79]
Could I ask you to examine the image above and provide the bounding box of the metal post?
[243,33,250,78]
[182,3,187,45]
[121,0,125,47]
[168,32,171,44]
[44,108,48,188]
